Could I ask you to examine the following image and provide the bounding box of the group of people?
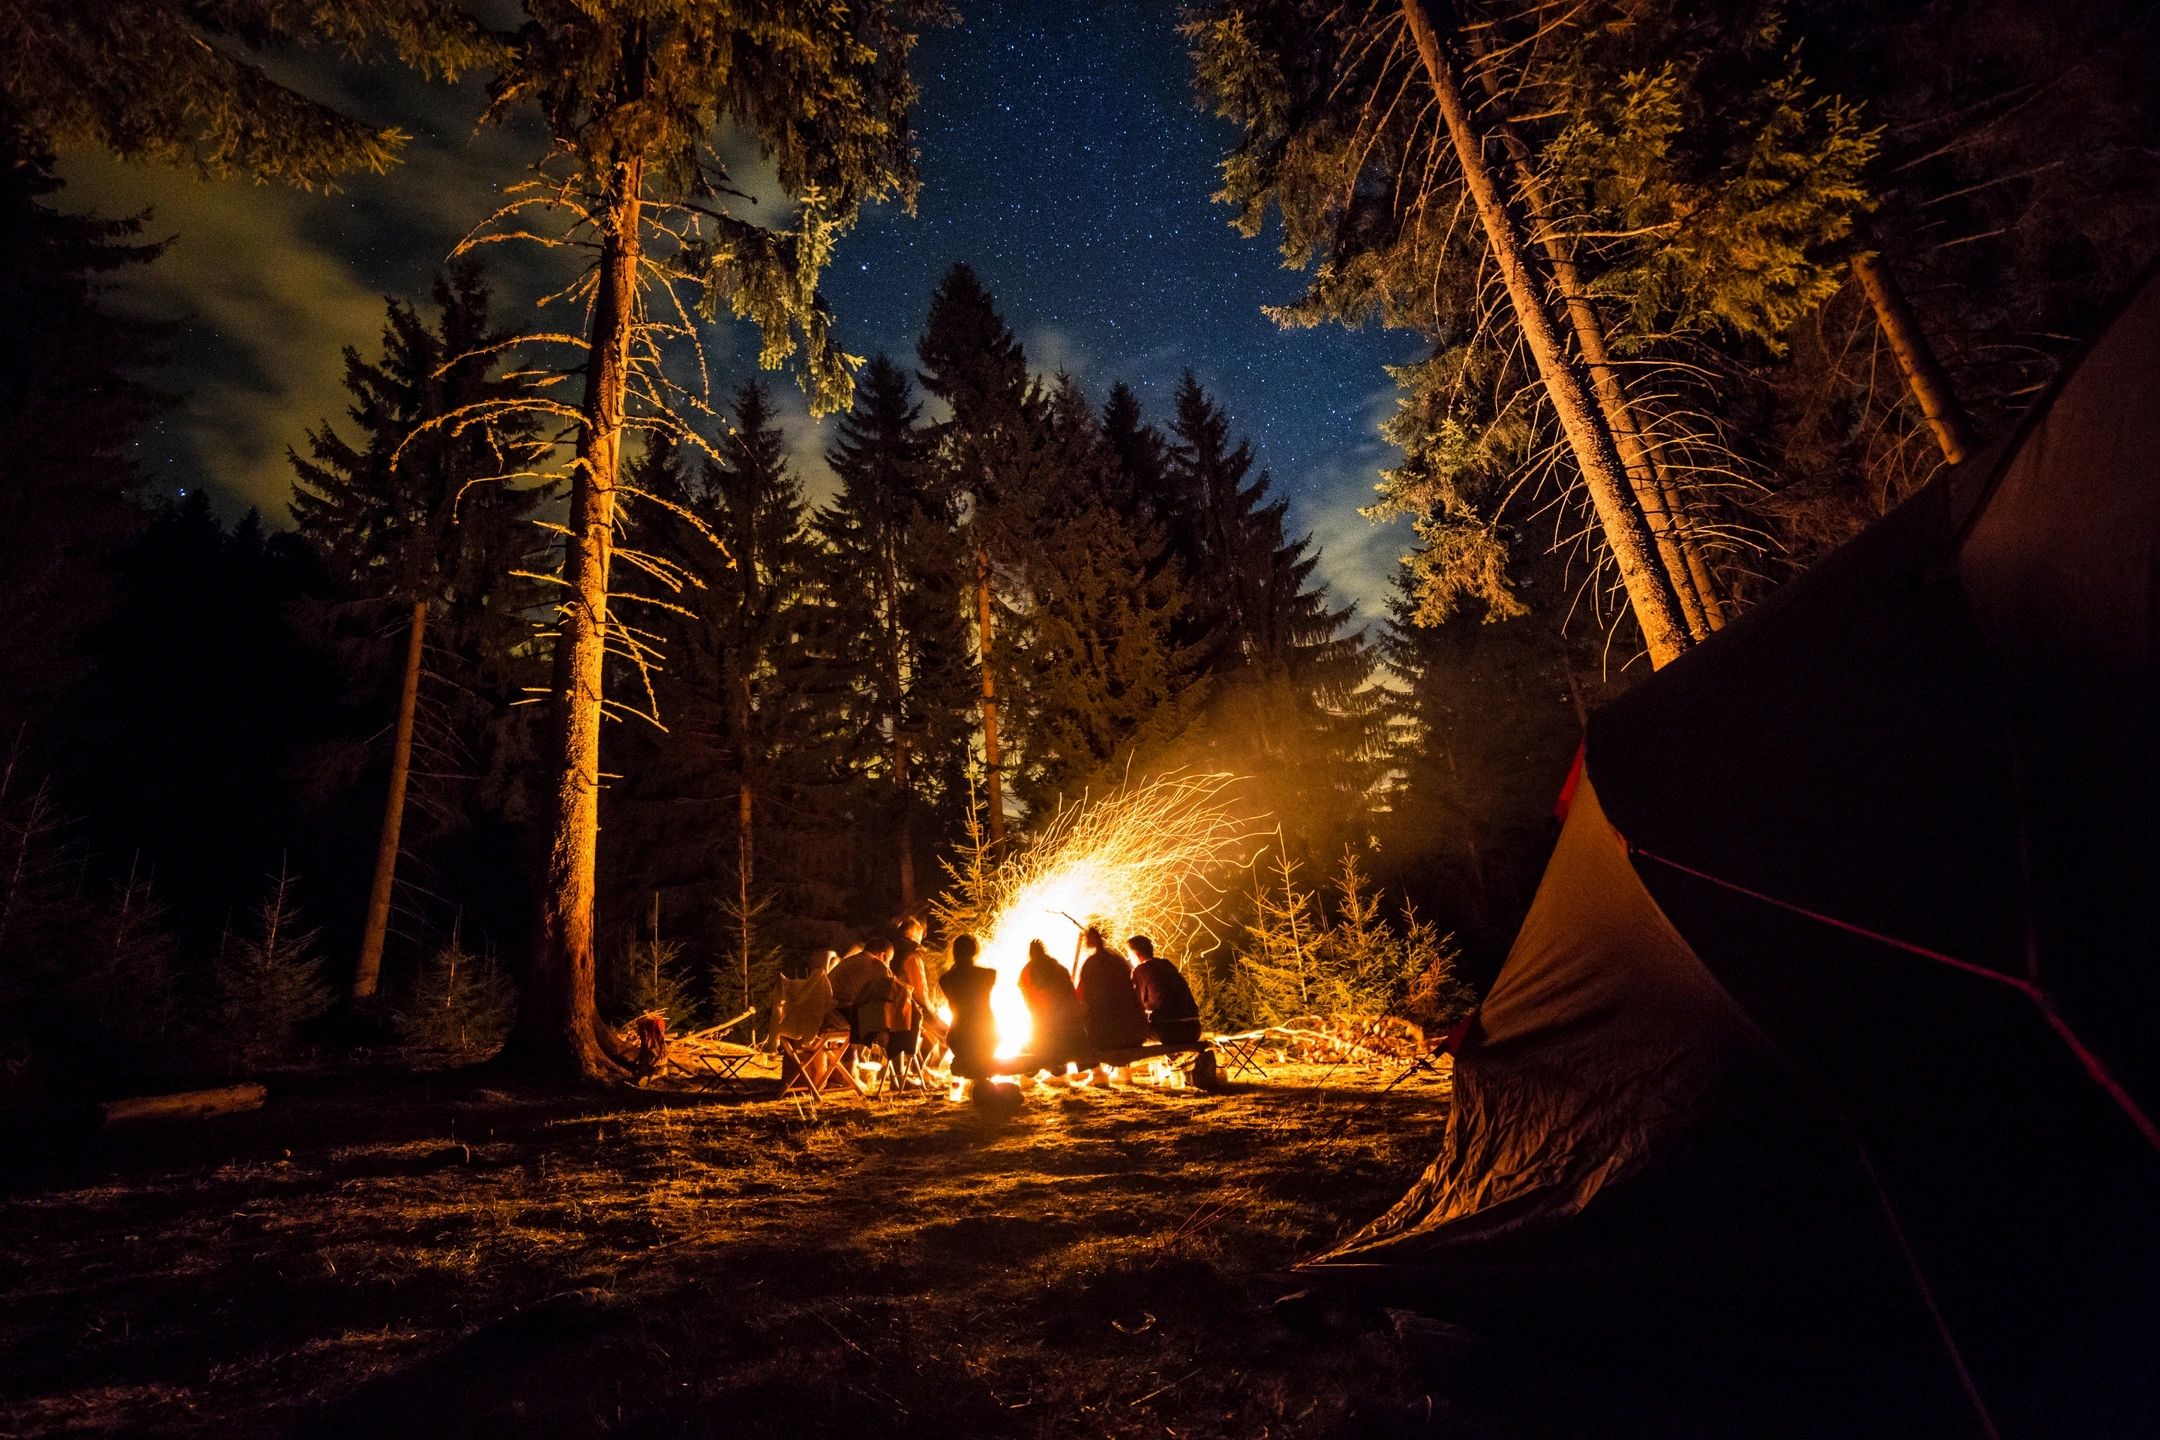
[817,914,945,1071]
[805,917,1204,1091]
[938,924,1201,1082]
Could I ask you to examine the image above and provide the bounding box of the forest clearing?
[4,1066,1460,1440]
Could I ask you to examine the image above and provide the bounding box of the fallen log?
[100,1083,267,1127]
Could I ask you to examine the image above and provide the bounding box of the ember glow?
[940,772,1265,1060]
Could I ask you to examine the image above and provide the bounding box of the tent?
[1304,270,2160,1437]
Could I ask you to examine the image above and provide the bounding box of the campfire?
[937,771,1265,1059]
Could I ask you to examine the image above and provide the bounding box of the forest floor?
[0,1059,1476,1439]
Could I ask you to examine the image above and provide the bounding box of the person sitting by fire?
[889,912,949,1063]
[938,932,998,1084]
[1128,934,1202,1046]
[827,937,894,1034]
[1076,925,1148,1055]
[1019,938,1088,1068]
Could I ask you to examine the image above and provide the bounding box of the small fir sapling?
[395,931,515,1054]
[205,863,331,1067]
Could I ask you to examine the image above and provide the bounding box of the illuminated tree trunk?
[1851,247,1977,465]
[1467,41,1723,637]
[884,546,916,907]
[1401,0,1691,667]
[974,545,1005,847]
[350,596,427,1004]
[736,670,755,1015]
[514,157,643,1081]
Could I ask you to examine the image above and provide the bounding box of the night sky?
[63,2,1418,617]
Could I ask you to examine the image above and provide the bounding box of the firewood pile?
[1214,1014,1425,1065]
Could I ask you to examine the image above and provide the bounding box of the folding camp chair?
[872,1035,931,1098]
[773,972,863,1105]
[1214,1031,1271,1081]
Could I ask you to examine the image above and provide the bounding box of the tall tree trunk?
[883,547,915,907]
[893,732,916,908]
[974,545,1005,847]
[1851,246,1977,465]
[350,597,427,1004]
[1401,0,1691,667]
[736,672,755,1015]
[514,157,644,1080]
[1466,39,1722,637]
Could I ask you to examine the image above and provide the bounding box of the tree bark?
[351,597,427,1004]
[513,156,644,1081]
[736,671,755,1015]
[974,545,1005,847]
[1851,246,1977,465]
[883,545,915,906]
[1466,39,1722,638]
[1402,0,1691,667]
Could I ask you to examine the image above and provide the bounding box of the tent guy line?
[1626,841,2160,1154]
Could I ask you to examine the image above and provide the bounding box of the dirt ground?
[1,1060,1465,1439]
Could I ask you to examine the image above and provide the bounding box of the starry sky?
[63,2,1419,619]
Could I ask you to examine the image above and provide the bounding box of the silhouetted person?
[938,933,997,1080]
[1129,934,1202,1046]
[1018,938,1088,1065]
[828,938,893,1025]
[1075,925,1147,1051]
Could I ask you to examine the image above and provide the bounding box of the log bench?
[980,1040,1226,1093]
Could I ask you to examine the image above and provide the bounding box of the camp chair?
[847,975,931,1100]
[1213,1030,1271,1081]
[773,972,861,1104]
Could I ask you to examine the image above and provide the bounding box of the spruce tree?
[1007,375,1204,815]
[206,864,333,1069]
[916,264,1046,848]
[0,1,493,188]
[613,385,846,1017]
[817,355,974,909]
[289,264,548,1006]
[1165,374,1385,848]
[0,135,168,746]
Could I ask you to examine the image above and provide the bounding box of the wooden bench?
[981,1040,1226,1092]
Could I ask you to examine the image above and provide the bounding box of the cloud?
[60,153,399,517]
[765,383,840,509]
[1285,382,1408,627]
[1021,324,1092,385]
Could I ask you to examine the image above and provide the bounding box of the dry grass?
[0,1062,1459,1439]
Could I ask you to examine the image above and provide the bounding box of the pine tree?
[73,860,182,1075]
[395,932,515,1055]
[1164,374,1385,853]
[464,1,930,1081]
[0,135,168,745]
[611,384,849,1017]
[0,1,493,188]
[289,264,549,1006]
[1376,547,1611,960]
[817,354,974,909]
[1007,375,1204,815]
[1187,1,1874,656]
[916,264,1046,848]
[206,864,332,1068]
[1239,846,1326,1024]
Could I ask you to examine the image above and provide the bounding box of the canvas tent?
[1305,270,2160,1437]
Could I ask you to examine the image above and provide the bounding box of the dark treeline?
[0,133,1401,1087]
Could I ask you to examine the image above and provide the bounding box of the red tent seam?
[1625,841,2160,1155]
